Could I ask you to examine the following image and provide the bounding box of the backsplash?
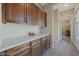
[0,23,40,39]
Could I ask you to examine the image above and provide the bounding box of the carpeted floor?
[43,36,79,56]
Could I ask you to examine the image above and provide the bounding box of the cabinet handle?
[24,17,27,24]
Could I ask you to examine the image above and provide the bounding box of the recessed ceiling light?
[64,4,68,7]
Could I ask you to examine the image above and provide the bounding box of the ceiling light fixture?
[64,4,68,7]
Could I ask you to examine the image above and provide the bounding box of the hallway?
[43,37,79,56]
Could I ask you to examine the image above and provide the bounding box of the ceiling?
[35,3,48,8]
[39,3,57,7]
[35,3,56,8]
[39,3,47,7]
[53,3,75,12]
[35,3,75,12]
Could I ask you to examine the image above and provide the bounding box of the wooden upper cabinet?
[37,7,47,27]
[37,7,42,26]
[2,3,47,26]
[26,3,37,25]
[41,11,47,27]
[2,3,26,24]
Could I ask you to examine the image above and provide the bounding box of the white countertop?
[0,33,50,52]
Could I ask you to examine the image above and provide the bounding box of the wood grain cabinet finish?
[7,43,30,56]
[41,37,47,53]
[31,39,41,56]
[41,12,47,27]
[2,3,47,27]
[0,51,8,56]
[26,3,37,25]
[37,7,47,27]
[37,7,42,26]
[2,3,26,24]
[0,35,51,56]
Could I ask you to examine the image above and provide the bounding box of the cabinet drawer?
[8,43,30,56]
[31,39,41,56]
[9,43,30,52]
[32,39,40,46]
[9,47,30,56]
[0,52,6,56]
[31,43,41,56]
[15,48,30,56]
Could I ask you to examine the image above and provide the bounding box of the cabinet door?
[37,7,47,27]
[31,39,41,56]
[8,43,30,56]
[41,37,47,53]
[41,12,47,27]
[37,7,42,26]
[27,3,37,25]
[2,3,25,24]
[46,35,51,48]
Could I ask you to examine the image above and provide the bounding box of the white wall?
[53,10,58,43]
[53,9,61,45]
[72,4,79,51]
[42,4,52,34]
[0,3,40,39]
[0,4,2,23]
[42,4,53,47]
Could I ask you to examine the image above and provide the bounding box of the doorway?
[62,20,71,40]
[60,9,74,41]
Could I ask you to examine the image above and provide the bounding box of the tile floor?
[43,36,79,56]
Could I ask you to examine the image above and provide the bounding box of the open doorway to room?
[60,9,74,41]
[62,20,71,40]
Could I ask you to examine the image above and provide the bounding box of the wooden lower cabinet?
[0,51,8,56]
[41,37,47,53]
[0,35,51,56]
[46,35,51,48]
[31,39,41,56]
[8,43,31,56]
